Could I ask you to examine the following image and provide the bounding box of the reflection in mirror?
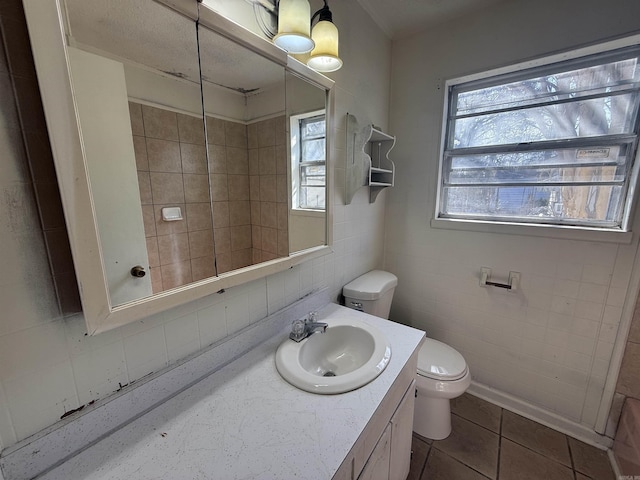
[286,72,327,252]
[63,0,205,304]
[198,23,289,272]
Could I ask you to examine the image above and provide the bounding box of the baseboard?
[467,381,613,449]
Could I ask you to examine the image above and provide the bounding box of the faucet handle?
[308,311,318,322]
[291,319,305,335]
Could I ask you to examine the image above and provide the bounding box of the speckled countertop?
[40,304,425,480]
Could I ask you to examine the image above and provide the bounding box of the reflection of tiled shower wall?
[247,116,289,262]
[131,101,289,288]
[130,102,215,293]
[207,114,289,272]
[206,116,253,274]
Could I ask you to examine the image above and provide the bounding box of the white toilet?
[343,270,471,440]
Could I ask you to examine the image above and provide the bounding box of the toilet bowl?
[343,270,471,440]
[414,337,471,439]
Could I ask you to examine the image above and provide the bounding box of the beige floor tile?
[407,434,430,480]
[499,438,573,480]
[501,410,571,467]
[575,473,591,480]
[422,448,490,480]
[568,437,616,480]
[451,393,502,433]
[432,414,499,479]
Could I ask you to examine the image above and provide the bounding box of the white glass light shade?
[273,0,315,54]
[307,20,342,72]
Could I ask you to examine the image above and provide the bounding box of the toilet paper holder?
[479,267,520,291]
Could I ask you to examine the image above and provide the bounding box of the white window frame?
[433,34,640,243]
[290,109,326,211]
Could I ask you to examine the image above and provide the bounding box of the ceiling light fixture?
[273,0,315,54]
[306,0,342,72]
[249,0,342,72]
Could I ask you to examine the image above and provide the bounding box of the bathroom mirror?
[23,0,334,333]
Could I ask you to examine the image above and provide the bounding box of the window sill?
[430,217,633,244]
[291,208,325,218]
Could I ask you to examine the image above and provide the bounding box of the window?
[291,111,326,210]
[438,45,640,230]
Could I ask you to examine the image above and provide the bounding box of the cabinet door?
[358,423,391,480]
[389,380,416,480]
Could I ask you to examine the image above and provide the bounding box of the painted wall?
[386,0,640,430]
[0,0,390,448]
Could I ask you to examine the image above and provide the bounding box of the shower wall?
[132,101,287,291]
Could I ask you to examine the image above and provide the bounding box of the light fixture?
[250,0,343,72]
[273,0,315,54]
[306,1,342,72]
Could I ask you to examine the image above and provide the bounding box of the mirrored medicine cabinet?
[22,0,334,334]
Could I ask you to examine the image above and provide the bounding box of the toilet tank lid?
[342,270,398,301]
[417,338,467,380]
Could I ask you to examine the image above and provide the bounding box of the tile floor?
[408,393,616,480]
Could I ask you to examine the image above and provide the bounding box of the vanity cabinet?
[333,348,419,480]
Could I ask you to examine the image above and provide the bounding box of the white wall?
[0,0,390,448]
[386,0,640,429]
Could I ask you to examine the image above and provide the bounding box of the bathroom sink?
[275,318,392,394]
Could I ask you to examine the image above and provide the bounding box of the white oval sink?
[275,318,392,394]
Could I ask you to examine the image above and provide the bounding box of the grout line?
[419,442,433,480]
[567,434,577,479]
[496,407,503,479]
[431,447,492,479]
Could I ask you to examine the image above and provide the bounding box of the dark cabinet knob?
[130,266,146,278]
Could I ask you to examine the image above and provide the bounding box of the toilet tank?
[343,270,398,319]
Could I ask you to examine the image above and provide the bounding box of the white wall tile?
[64,314,123,357]
[552,279,580,299]
[577,283,608,304]
[581,264,613,285]
[122,324,168,381]
[71,341,128,405]
[3,360,78,440]
[606,286,627,308]
[573,300,604,322]
[0,321,70,382]
[0,382,16,448]
[556,263,583,282]
[226,293,251,335]
[248,284,268,322]
[266,272,285,314]
[164,312,200,364]
[196,302,227,348]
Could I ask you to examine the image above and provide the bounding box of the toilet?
[343,270,471,440]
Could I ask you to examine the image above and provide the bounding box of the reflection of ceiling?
[64,0,283,93]
[198,24,284,94]
[356,0,510,38]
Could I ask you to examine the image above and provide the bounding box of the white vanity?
[28,304,423,480]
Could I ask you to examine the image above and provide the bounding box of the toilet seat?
[417,338,468,381]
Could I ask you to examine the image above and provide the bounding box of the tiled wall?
[0,0,391,450]
[131,102,215,292]
[133,101,289,290]
[616,295,640,400]
[247,116,289,263]
[386,0,640,429]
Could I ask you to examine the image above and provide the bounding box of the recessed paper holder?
[480,267,520,291]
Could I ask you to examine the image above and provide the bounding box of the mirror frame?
[22,0,334,334]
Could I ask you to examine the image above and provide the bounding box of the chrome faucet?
[289,312,328,342]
